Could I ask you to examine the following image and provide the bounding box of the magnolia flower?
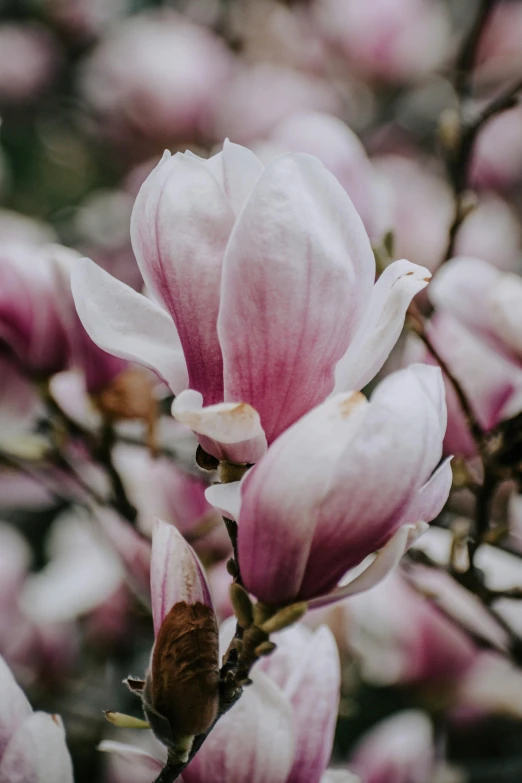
[101,618,357,783]
[0,654,73,782]
[207,365,451,607]
[72,142,430,463]
[350,711,435,783]
[424,257,522,454]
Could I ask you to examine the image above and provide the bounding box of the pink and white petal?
[307,525,412,610]
[131,151,234,404]
[426,312,520,431]
[0,656,32,757]
[205,481,242,521]
[172,390,267,463]
[0,712,73,783]
[298,367,446,598]
[490,272,522,357]
[183,669,294,783]
[219,152,375,443]
[334,259,431,393]
[400,458,453,528]
[71,258,188,394]
[203,141,264,215]
[98,741,164,776]
[151,519,213,636]
[429,255,500,336]
[238,392,370,605]
[284,627,340,783]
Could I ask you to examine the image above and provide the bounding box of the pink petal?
[202,140,264,215]
[299,366,446,598]
[151,518,214,636]
[400,457,453,528]
[71,258,188,394]
[238,391,370,605]
[0,656,32,757]
[131,151,234,403]
[307,524,415,610]
[334,259,431,393]
[0,712,73,783]
[428,255,500,339]
[285,627,340,783]
[183,669,294,783]
[490,272,522,356]
[172,390,267,463]
[239,366,446,605]
[219,152,375,443]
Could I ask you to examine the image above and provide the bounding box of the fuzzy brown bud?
[142,601,220,757]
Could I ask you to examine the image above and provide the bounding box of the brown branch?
[453,0,499,98]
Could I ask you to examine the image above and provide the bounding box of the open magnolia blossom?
[0,654,73,783]
[101,620,359,783]
[206,364,451,607]
[71,140,430,463]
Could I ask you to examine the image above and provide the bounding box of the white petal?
[205,481,242,521]
[0,657,32,757]
[71,257,188,394]
[334,259,431,392]
[183,669,294,783]
[490,272,522,356]
[0,713,73,783]
[172,390,267,463]
[320,772,361,783]
[203,140,264,215]
[98,740,164,773]
[151,518,214,635]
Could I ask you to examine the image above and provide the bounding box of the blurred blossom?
[477,1,522,83]
[470,106,522,190]
[255,111,391,239]
[0,243,71,377]
[338,571,476,687]
[313,0,452,83]
[0,23,59,104]
[21,510,125,625]
[454,193,522,273]
[0,654,74,782]
[407,310,522,458]
[0,357,42,448]
[209,63,341,144]
[373,155,453,273]
[73,142,430,463]
[0,210,56,247]
[405,257,522,457]
[230,0,329,75]
[81,11,234,149]
[112,445,229,559]
[351,711,435,783]
[209,365,450,608]
[43,0,128,40]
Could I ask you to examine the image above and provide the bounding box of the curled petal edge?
[307,522,428,610]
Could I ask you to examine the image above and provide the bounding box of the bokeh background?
[2,1,522,781]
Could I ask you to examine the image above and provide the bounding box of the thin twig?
[453,0,499,98]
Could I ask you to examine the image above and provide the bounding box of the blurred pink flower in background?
[0,654,74,782]
[313,0,452,83]
[470,106,522,191]
[73,142,430,463]
[43,0,128,41]
[477,1,522,83]
[350,711,436,783]
[453,193,522,273]
[209,63,341,144]
[81,11,234,149]
[255,111,391,239]
[0,23,59,104]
